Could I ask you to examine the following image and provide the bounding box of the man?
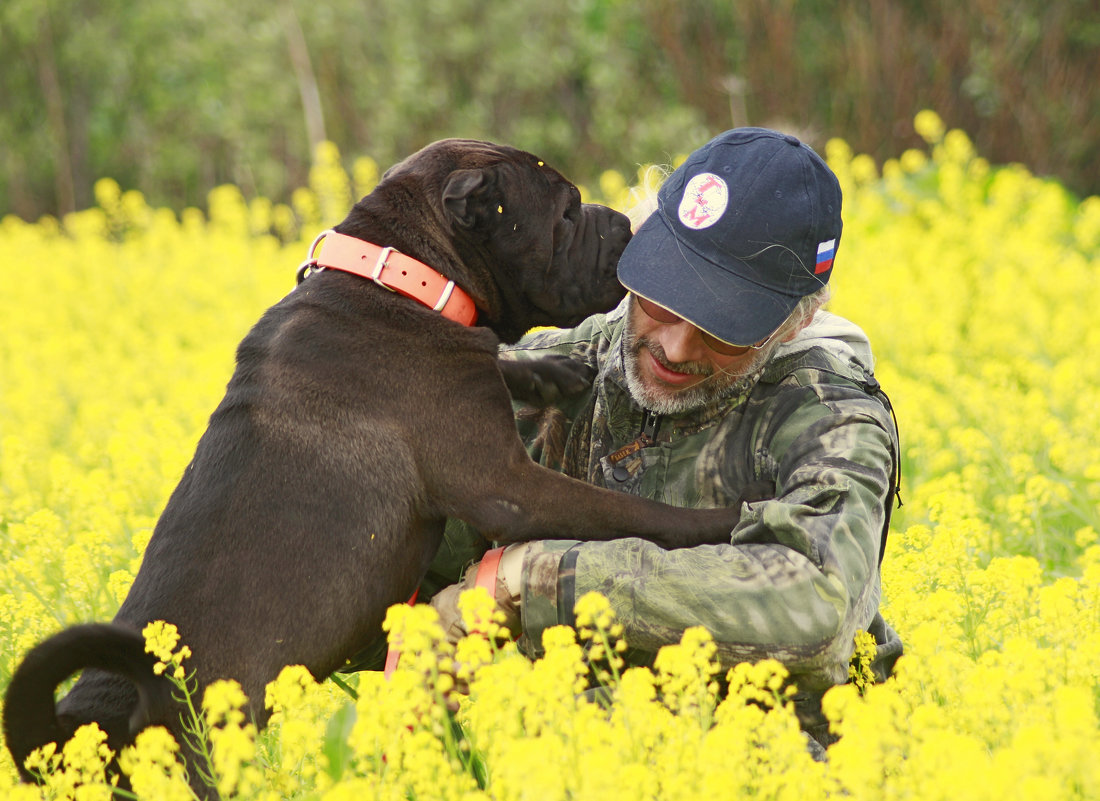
[423,127,903,748]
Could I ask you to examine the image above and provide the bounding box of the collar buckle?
[370,246,398,291]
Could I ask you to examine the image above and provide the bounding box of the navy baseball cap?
[617,127,842,346]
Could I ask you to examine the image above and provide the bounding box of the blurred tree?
[646,0,1100,199]
[298,0,708,198]
[0,0,1096,221]
[280,0,327,154]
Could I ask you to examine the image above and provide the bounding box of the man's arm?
[518,411,896,694]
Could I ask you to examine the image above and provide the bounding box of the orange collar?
[296,229,478,327]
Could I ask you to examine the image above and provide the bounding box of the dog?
[3,139,743,794]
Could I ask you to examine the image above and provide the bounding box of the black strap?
[860,374,903,565]
[557,546,582,628]
[765,348,902,567]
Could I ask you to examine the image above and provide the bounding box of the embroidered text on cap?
[677,173,728,230]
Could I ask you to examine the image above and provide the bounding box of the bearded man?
[421,128,904,750]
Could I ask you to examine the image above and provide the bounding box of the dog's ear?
[442,168,497,231]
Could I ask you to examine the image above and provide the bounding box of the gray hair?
[779,283,831,337]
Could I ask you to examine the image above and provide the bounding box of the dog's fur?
[4,140,742,793]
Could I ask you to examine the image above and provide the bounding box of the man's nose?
[654,320,708,364]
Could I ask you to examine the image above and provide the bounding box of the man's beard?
[621,303,776,415]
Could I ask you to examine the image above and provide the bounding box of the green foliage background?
[2,0,1098,220]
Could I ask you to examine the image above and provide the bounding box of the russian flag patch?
[815,239,836,274]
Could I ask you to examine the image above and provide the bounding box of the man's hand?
[430,543,529,645]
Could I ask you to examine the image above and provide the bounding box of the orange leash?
[383,547,506,678]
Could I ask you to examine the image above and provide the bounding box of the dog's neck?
[298,230,478,326]
[333,179,530,340]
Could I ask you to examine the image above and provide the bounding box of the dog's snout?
[609,211,632,246]
[583,204,633,247]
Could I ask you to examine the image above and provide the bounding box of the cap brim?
[616,210,802,346]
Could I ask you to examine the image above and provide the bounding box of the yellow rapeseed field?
[2,112,1099,799]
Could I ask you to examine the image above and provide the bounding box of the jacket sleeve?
[518,404,896,693]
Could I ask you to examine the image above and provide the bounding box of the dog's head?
[358,139,632,343]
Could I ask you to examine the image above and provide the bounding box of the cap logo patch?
[815,239,836,274]
[678,173,728,230]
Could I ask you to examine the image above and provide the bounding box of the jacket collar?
[600,301,877,433]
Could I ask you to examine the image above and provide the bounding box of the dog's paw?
[736,478,775,507]
[499,356,595,406]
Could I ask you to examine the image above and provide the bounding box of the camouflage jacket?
[422,300,903,730]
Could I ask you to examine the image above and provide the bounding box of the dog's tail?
[3,623,172,780]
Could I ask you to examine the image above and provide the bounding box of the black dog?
[4,140,741,793]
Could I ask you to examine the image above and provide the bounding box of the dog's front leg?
[427,356,737,550]
[458,455,742,550]
[498,356,594,407]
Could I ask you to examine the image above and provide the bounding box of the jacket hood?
[773,309,876,378]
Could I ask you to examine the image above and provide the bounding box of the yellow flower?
[204,679,261,797]
[574,590,614,633]
[654,627,721,719]
[24,724,115,801]
[5,121,1100,799]
[914,109,946,144]
[117,726,191,801]
[142,620,181,664]
[456,585,498,638]
[848,630,878,692]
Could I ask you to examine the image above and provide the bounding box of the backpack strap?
[761,347,902,566]
[859,373,903,565]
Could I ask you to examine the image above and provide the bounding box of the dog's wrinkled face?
[399,139,632,341]
[467,156,631,331]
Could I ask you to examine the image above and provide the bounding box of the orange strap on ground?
[382,588,419,679]
[382,547,507,678]
[470,546,507,636]
[475,546,507,596]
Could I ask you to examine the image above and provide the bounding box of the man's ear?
[442,168,492,230]
[779,299,823,342]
